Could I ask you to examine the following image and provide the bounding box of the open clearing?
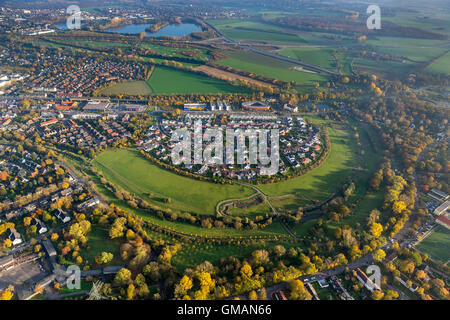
[416,226,450,263]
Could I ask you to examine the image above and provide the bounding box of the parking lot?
[0,258,49,291]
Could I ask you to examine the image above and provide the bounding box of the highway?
[202,20,339,76]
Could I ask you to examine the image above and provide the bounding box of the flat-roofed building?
[42,239,57,257]
[434,201,449,216]
[428,188,449,202]
[84,101,110,112]
[0,255,14,269]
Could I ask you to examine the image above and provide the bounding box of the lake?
[106,23,202,37]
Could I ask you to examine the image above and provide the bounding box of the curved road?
[202,20,339,76]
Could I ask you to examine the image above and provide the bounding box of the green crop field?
[425,52,450,75]
[209,19,306,44]
[279,47,336,71]
[141,43,210,61]
[146,66,249,94]
[217,51,328,84]
[93,149,254,216]
[416,226,450,263]
[353,57,417,74]
[99,80,153,96]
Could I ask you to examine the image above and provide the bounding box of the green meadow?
[217,51,328,84]
[279,47,337,71]
[416,226,450,263]
[425,52,450,74]
[146,66,250,94]
[93,149,254,216]
[209,19,306,44]
[259,119,356,200]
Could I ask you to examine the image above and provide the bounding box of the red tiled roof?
[437,215,450,227]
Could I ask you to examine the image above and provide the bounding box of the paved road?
[201,20,339,75]
[230,254,373,300]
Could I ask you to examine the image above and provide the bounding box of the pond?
[106,23,202,37]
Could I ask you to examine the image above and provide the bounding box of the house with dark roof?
[53,208,71,223]
[31,217,48,234]
[6,227,23,246]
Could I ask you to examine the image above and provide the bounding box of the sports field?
[99,80,153,96]
[93,149,254,216]
[416,226,450,264]
[146,66,249,94]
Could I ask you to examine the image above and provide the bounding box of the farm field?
[425,52,450,74]
[416,226,450,264]
[217,51,328,84]
[146,66,249,94]
[384,12,450,35]
[353,57,417,74]
[141,43,210,61]
[365,36,443,49]
[209,19,306,44]
[194,65,276,89]
[278,47,336,71]
[376,46,447,63]
[99,80,153,96]
[93,149,254,216]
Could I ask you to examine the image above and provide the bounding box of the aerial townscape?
[0,0,448,308]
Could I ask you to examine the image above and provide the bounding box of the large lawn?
[146,66,249,94]
[217,51,328,84]
[93,149,254,216]
[416,226,450,264]
[259,119,356,200]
